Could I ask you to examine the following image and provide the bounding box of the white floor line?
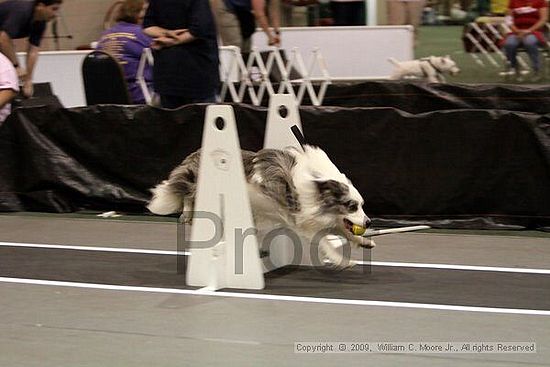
[0,242,181,256]
[1,276,549,316]
[364,261,550,275]
[2,241,550,275]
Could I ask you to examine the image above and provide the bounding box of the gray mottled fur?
[246,149,301,213]
[163,148,299,215]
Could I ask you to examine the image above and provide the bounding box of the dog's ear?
[315,179,349,199]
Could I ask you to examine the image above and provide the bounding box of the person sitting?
[0,52,18,125]
[502,0,548,81]
[96,0,154,104]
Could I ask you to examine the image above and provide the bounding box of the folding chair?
[81,50,131,105]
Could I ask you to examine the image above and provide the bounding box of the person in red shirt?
[502,0,548,80]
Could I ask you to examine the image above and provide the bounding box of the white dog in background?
[148,145,374,268]
[388,55,460,83]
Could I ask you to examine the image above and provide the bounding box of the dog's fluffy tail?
[388,57,399,65]
[147,180,183,215]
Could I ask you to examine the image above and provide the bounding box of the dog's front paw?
[358,236,376,249]
[349,235,376,248]
[319,240,356,269]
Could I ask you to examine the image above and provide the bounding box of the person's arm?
[251,0,279,46]
[0,88,17,109]
[144,27,194,49]
[268,0,280,32]
[143,26,170,38]
[22,44,39,97]
[527,6,548,33]
[153,30,195,49]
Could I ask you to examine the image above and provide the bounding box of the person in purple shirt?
[96,0,153,104]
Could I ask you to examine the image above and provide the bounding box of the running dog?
[147,145,374,268]
[388,55,460,83]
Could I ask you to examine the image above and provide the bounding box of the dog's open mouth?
[343,218,354,233]
[343,218,367,236]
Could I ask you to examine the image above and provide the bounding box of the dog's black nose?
[364,217,372,228]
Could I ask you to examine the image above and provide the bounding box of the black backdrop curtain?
[1,102,548,230]
[262,81,550,114]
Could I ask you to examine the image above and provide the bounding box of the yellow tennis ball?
[352,224,366,236]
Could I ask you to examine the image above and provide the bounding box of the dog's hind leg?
[148,151,201,216]
[181,197,195,223]
[147,180,185,215]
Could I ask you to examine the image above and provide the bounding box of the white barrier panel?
[18,50,87,108]
[252,26,414,79]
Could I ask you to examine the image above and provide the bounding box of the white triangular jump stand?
[186,105,264,290]
[264,94,303,151]
[264,95,369,269]
[261,94,306,270]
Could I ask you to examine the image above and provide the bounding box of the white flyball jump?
[185,105,264,290]
[182,94,429,291]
